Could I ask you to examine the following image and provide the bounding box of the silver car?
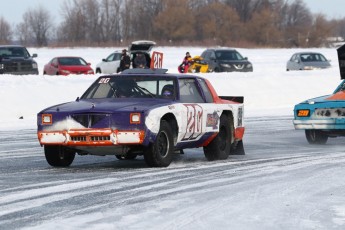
[286,52,331,71]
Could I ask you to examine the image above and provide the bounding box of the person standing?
[118,49,131,72]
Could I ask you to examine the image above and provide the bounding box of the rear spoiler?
[219,96,244,103]
[337,44,345,79]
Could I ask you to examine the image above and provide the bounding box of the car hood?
[40,98,171,114]
[219,59,251,64]
[300,91,345,104]
[60,65,92,71]
[0,56,34,62]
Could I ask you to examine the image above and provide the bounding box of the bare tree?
[196,2,241,45]
[17,5,53,46]
[99,0,122,43]
[153,0,196,42]
[0,17,12,44]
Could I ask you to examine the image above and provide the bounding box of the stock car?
[37,69,245,167]
[293,44,345,144]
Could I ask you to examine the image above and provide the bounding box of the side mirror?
[244,57,248,60]
[32,54,37,58]
[102,59,107,62]
[87,63,91,65]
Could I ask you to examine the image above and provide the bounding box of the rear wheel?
[96,68,101,74]
[203,115,231,161]
[305,130,328,144]
[44,145,75,167]
[144,120,173,167]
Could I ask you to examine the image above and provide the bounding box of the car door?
[203,50,217,71]
[47,58,58,75]
[103,53,121,73]
[177,78,216,143]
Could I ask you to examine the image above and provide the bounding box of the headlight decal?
[42,114,53,125]
[297,109,310,117]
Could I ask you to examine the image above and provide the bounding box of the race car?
[293,44,345,144]
[37,69,245,167]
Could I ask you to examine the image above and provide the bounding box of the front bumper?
[38,128,145,146]
[293,119,345,130]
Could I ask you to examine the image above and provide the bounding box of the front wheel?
[305,130,328,144]
[44,145,76,167]
[203,114,232,161]
[144,120,174,167]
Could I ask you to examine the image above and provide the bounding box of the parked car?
[0,45,38,75]
[43,56,94,75]
[200,48,253,72]
[95,50,122,74]
[37,68,245,168]
[293,45,344,144]
[95,40,156,74]
[286,52,331,71]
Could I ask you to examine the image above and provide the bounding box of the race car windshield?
[81,76,175,99]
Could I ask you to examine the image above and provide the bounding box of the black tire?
[96,68,101,74]
[305,130,328,144]
[203,115,231,161]
[115,151,137,160]
[44,145,75,167]
[214,67,220,73]
[144,120,174,167]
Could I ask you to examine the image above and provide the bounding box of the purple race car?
[37,69,245,167]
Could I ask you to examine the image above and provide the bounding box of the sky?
[1,0,345,26]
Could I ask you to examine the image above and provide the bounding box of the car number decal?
[182,104,203,141]
[98,78,110,84]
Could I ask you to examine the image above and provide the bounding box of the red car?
[43,56,94,75]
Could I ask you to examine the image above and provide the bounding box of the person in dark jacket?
[133,52,147,68]
[118,49,131,72]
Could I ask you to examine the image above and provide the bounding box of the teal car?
[293,44,345,144]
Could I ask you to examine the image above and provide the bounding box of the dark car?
[293,45,345,144]
[200,48,253,72]
[43,56,94,75]
[37,69,245,168]
[0,45,38,75]
[286,52,331,71]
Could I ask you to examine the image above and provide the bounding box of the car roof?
[205,48,237,51]
[55,56,84,59]
[293,52,324,55]
[0,45,25,48]
[105,68,202,80]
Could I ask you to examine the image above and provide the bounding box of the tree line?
[0,0,344,48]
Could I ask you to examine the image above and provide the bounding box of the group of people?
[119,49,147,72]
[119,49,193,73]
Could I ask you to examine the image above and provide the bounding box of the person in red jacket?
[178,52,192,73]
